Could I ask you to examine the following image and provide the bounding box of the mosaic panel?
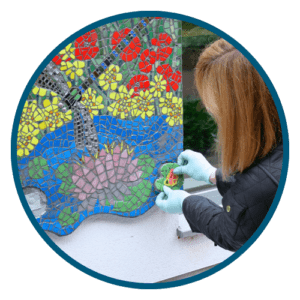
[16,17,183,236]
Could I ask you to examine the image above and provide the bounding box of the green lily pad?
[28,157,49,179]
[58,207,79,227]
[112,180,152,213]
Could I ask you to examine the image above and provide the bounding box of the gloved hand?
[155,186,190,214]
[173,150,217,184]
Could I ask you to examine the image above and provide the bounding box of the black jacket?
[182,143,283,252]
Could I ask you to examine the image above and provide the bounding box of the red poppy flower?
[138,49,157,73]
[112,28,141,62]
[156,64,173,78]
[151,33,172,47]
[52,55,63,65]
[169,70,182,91]
[127,75,150,96]
[156,47,173,62]
[74,30,99,60]
[156,65,181,92]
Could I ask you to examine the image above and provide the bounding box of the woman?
[155,38,283,252]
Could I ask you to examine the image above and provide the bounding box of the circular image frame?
[11,11,289,288]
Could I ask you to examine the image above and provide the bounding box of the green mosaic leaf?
[28,157,49,179]
[55,163,72,181]
[131,196,138,204]
[58,207,79,227]
[114,179,152,212]
[138,155,155,178]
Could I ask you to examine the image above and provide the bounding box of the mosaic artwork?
[16,17,183,236]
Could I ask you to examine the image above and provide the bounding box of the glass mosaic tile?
[16,17,183,236]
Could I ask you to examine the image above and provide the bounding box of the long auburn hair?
[195,38,282,180]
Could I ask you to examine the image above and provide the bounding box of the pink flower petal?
[109,176,116,183]
[76,169,84,177]
[114,145,121,154]
[127,164,135,174]
[99,172,107,183]
[91,177,99,188]
[83,183,93,193]
[72,175,80,183]
[121,149,128,158]
[106,154,112,161]
[119,158,127,167]
[131,158,138,166]
[113,154,120,162]
[96,183,103,189]
[86,171,95,182]
[127,152,134,165]
[117,167,125,174]
[96,164,105,175]
[105,160,114,170]
[79,193,87,200]
[86,160,95,170]
[76,178,85,188]
[122,173,130,180]
[107,169,115,179]
[99,149,106,157]
[129,173,138,181]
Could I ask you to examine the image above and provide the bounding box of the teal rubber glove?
[155,186,190,214]
[173,150,217,184]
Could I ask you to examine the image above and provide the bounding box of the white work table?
[46,179,232,283]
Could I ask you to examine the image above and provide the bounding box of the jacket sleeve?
[215,168,236,196]
[182,191,246,252]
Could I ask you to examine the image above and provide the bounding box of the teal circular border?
[11,11,289,288]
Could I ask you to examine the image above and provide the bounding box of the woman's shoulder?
[240,142,283,178]
[229,142,283,204]
[250,142,283,181]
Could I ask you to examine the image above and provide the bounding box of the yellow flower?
[159,92,183,126]
[39,97,72,131]
[107,86,135,119]
[59,43,75,61]
[17,125,40,157]
[81,88,104,118]
[60,61,85,80]
[131,90,155,119]
[99,64,122,91]
[32,86,47,97]
[19,100,44,134]
[149,75,167,98]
